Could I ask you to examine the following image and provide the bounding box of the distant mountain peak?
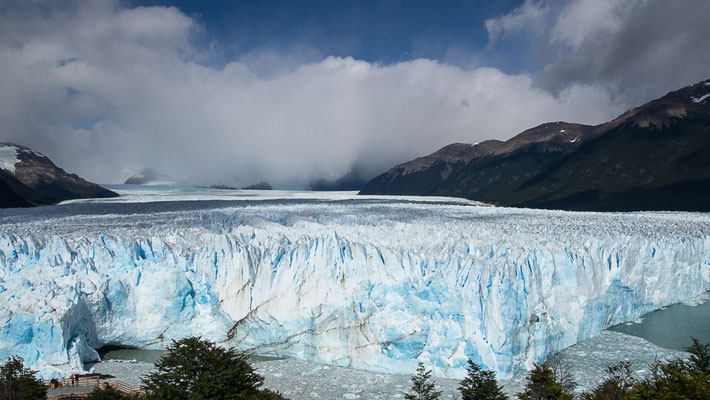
[606,78,710,130]
[0,142,118,208]
[124,168,175,185]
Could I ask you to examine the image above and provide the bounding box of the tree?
[629,358,710,400]
[142,337,284,400]
[252,389,288,399]
[545,353,576,396]
[404,362,441,400]
[458,360,507,400]
[686,336,710,374]
[626,338,710,400]
[0,355,47,400]
[516,363,573,400]
[581,362,634,400]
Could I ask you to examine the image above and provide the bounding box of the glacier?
[1,188,709,378]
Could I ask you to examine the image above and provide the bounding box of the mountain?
[124,168,174,185]
[309,167,374,191]
[358,141,502,195]
[0,143,118,208]
[361,79,710,211]
[242,181,273,190]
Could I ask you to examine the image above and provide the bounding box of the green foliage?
[142,337,283,400]
[0,355,47,400]
[583,338,710,400]
[628,358,710,400]
[686,336,710,374]
[581,362,634,400]
[404,362,441,400]
[545,353,577,396]
[85,384,134,400]
[250,389,288,399]
[516,363,573,400]
[458,359,507,400]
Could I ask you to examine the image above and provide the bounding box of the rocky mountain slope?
[123,168,174,185]
[309,167,374,191]
[361,79,710,211]
[0,143,118,208]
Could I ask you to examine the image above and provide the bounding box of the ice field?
[1,187,709,378]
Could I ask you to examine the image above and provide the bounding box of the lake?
[608,292,710,351]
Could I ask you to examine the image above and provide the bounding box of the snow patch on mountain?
[691,93,710,104]
[0,145,19,174]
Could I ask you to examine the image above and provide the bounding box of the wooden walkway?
[45,376,144,399]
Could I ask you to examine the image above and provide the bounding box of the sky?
[0,0,709,187]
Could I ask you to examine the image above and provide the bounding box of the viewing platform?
[44,374,143,399]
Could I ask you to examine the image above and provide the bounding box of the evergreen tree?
[581,362,634,400]
[404,362,441,400]
[629,358,710,400]
[0,355,47,400]
[686,336,710,374]
[516,363,573,400]
[252,389,289,399]
[458,360,507,400]
[142,337,284,400]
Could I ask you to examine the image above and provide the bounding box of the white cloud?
[0,0,626,186]
[484,0,549,42]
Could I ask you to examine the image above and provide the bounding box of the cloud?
[0,0,651,187]
[484,0,550,42]
[488,0,710,105]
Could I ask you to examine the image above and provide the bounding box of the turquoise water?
[608,293,710,351]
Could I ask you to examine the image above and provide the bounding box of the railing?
[44,377,144,399]
[44,376,100,388]
[105,380,144,395]
[47,394,90,400]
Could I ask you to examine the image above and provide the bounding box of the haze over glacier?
[1,188,708,378]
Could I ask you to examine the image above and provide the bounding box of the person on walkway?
[70,374,75,387]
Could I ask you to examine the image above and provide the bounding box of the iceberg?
[1,190,709,378]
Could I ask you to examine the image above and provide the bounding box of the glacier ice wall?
[1,195,709,378]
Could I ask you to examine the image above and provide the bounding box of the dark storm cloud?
[487,0,710,105]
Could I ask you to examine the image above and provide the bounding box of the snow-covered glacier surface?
[1,187,709,378]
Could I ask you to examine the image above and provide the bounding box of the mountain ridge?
[360,79,710,211]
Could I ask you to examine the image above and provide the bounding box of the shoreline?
[87,330,687,399]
